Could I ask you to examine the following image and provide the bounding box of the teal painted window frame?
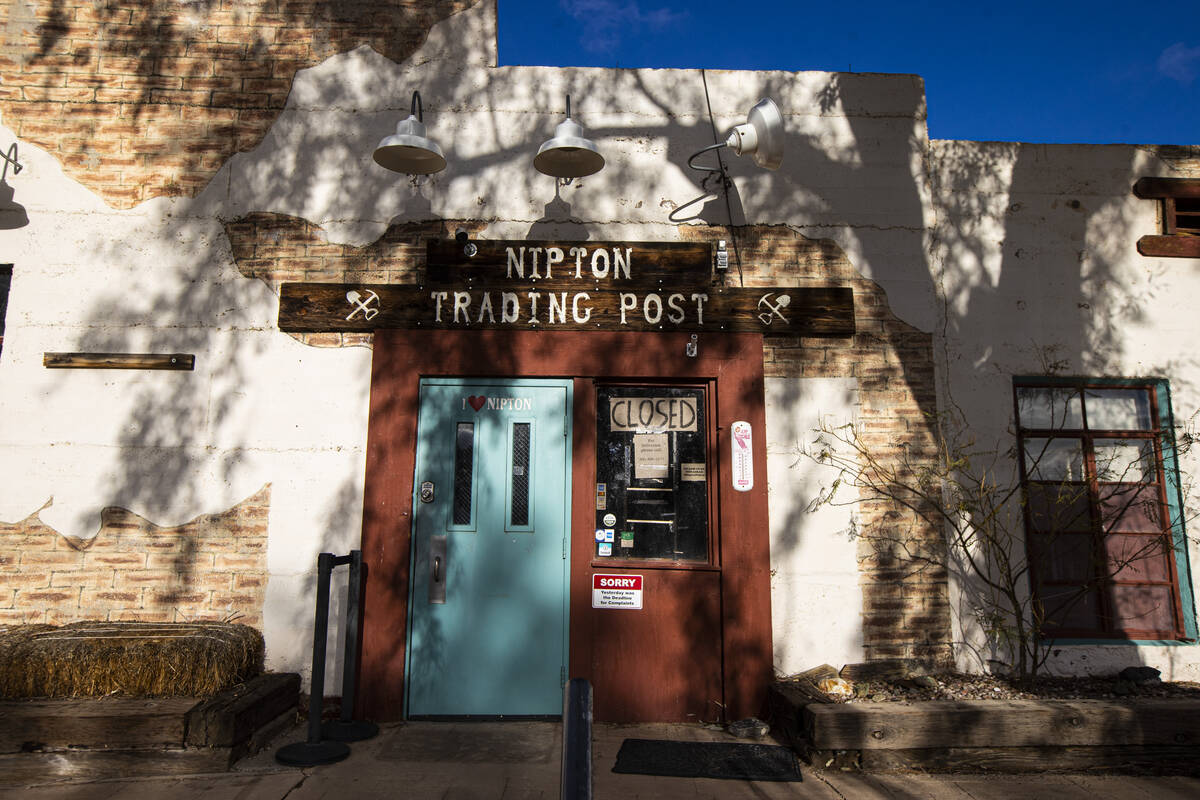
[1014,375,1197,645]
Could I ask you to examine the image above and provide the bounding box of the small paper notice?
[680,462,706,481]
[633,433,669,479]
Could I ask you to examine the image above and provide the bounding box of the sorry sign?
[592,574,644,609]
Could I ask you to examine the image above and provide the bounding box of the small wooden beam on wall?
[43,353,195,370]
[1133,177,1200,258]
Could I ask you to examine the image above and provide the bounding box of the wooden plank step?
[805,699,1200,751]
[0,747,233,786]
[186,672,300,748]
[0,697,200,753]
[861,745,1200,774]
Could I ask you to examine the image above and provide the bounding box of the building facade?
[0,0,1196,721]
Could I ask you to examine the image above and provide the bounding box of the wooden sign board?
[278,283,854,336]
[425,240,712,285]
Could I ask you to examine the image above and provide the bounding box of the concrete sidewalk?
[10,720,1200,799]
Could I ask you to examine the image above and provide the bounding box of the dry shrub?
[0,621,264,698]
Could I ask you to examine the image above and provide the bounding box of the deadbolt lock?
[420,481,434,503]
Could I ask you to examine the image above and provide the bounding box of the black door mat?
[612,738,803,781]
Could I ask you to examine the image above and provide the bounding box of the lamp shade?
[0,180,27,230]
[534,107,604,179]
[373,113,447,175]
[724,98,784,170]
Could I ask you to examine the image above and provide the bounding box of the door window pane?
[511,422,531,526]
[595,386,709,562]
[453,422,475,525]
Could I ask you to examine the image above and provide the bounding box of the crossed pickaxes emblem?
[757,292,791,326]
[345,289,380,321]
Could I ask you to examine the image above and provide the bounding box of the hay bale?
[0,621,264,699]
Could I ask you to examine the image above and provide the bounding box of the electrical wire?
[699,69,744,287]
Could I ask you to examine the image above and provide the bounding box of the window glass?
[1085,388,1153,430]
[1093,439,1154,483]
[452,422,474,525]
[1016,387,1082,429]
[1026,484,1092,533]
[510,422,531,526]
[1103,534,1171,583]
[595,386,708,562]
[1031,533,1096,582]
[1037,583,1101,632]
[1022,437,1084,481]
[1108,585,1177,633]
[1098,484,1162,532]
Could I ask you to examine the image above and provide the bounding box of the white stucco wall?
[765,377,863,676]
[930,140,1200,679]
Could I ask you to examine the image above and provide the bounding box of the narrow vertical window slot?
[453,422,474,525]
[511,422,531,526]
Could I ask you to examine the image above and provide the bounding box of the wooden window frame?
[1134,177,1200,258]
[1014,377,1196,642]
[590,381,719,569]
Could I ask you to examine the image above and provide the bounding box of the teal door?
[406,378,572,717]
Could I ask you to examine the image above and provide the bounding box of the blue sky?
[498,1,1200,146]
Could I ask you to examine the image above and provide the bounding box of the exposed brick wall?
[224,212,485,347]
[225,213,953,663]
[683,225,952,666]
[0,485,270,629]
[225,212,485,285]
[0,0,478,208]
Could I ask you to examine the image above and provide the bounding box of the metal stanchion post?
[323,550,379,741]
[275,552,352,766]
[560,678,593,800]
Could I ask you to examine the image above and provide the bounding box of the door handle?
[428,534,447,604]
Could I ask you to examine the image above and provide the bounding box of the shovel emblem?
[345,289,380,321]
[757,292,791,326]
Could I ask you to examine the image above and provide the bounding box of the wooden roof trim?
[1133,177,1200,199]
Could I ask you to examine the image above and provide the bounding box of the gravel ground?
[842,672,1200,703]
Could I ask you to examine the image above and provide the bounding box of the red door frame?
[357,329,771,722]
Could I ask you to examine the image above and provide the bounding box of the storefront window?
[594,385,709,562]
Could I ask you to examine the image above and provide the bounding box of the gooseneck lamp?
[688,97,785,173]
